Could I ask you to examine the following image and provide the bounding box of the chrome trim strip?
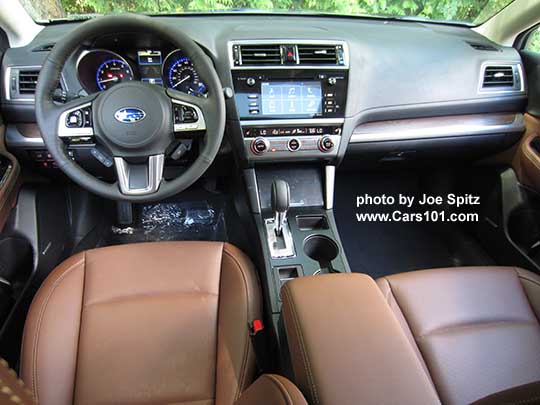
[228,39,349,70]
[477,61,526,95]
[114,154,164,196]
[240,118,344,126]
[350,113,524,143]
[325,165,335,210]
[58,102,94,137]
[243,168,261,214]
[171,98,207,132]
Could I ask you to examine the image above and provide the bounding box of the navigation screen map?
[261,81,322,116]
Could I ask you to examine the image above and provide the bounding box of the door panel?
[513,113,540,190]
[514,51,540,191]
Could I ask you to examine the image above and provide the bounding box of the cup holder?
[303,235,340,274]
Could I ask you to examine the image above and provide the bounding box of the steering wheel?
[35,14,225,202]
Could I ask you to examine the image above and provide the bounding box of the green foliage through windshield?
[21,0,514,25]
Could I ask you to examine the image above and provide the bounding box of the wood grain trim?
[351,113,524,143]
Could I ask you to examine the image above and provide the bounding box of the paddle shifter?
[271,179,290,236]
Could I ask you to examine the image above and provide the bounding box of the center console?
[229,40,349,161]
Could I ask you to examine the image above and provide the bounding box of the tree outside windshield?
[21,0,514,25]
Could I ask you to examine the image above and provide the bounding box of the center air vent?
[231,41,348,68]
[18,70,40,94]
[297,44,339,65]
[239,44,282,65]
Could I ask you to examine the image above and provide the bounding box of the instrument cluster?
[76,48,206,96]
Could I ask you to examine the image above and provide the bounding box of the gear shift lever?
[271,179,290,236]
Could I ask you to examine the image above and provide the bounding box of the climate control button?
[251,137,270,155]
[318,136,335,152]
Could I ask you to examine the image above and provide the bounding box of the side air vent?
[18,70,40,94]
[297,44,342,65]
[239,44,281,65]
[480,64,523,93]
[483,66,514,87]
[467,42,499,52]
[4,67,65,102]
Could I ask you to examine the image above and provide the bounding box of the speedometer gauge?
[162,50,207,96]
[96,59,134,91]
[168,58,206,95]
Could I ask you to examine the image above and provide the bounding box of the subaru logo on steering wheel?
[114,108,146,123]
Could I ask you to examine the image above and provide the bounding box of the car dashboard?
[0,14,528,171]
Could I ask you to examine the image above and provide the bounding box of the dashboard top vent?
[32,43,55,52]
[467,42,499,52]
[231,41,348,68]
[239,44,281,65]
[18,69,40,94]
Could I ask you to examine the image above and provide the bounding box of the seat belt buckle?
[249,319,271,372]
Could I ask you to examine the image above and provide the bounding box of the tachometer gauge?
[163,50,207,96]
[96,59,134,91]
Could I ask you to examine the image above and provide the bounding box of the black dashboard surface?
[2,15,526,119]
[0,14,527,166]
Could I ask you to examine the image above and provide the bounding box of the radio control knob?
[327,77,337,86]
[319,136,335,152]
[246,77,256,86]
[251,137,269,155]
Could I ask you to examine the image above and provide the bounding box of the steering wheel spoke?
[114,154,165,196]
[56,94,98,139]
[166,89,207,133]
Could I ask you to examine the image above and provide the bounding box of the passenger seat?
[282,266,540,405]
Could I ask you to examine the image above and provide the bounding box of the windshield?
[22,0,514,25]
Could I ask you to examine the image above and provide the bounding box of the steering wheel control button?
[66,110,83,128]
[90,147,113,167]
[251,137,269,155]
[287,138,301,151]
[319,136,335,152]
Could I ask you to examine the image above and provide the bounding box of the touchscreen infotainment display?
[261,81,322,116]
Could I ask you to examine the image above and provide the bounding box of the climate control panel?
[242,123,342,161]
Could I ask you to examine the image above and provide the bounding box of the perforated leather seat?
[376,266,540,404]
[21,242,265,405]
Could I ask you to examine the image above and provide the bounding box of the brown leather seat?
[20,241,268,405]
[377,266,540,404]
[282,266,540,405]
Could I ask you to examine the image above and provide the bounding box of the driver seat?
[20,241,264,405]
